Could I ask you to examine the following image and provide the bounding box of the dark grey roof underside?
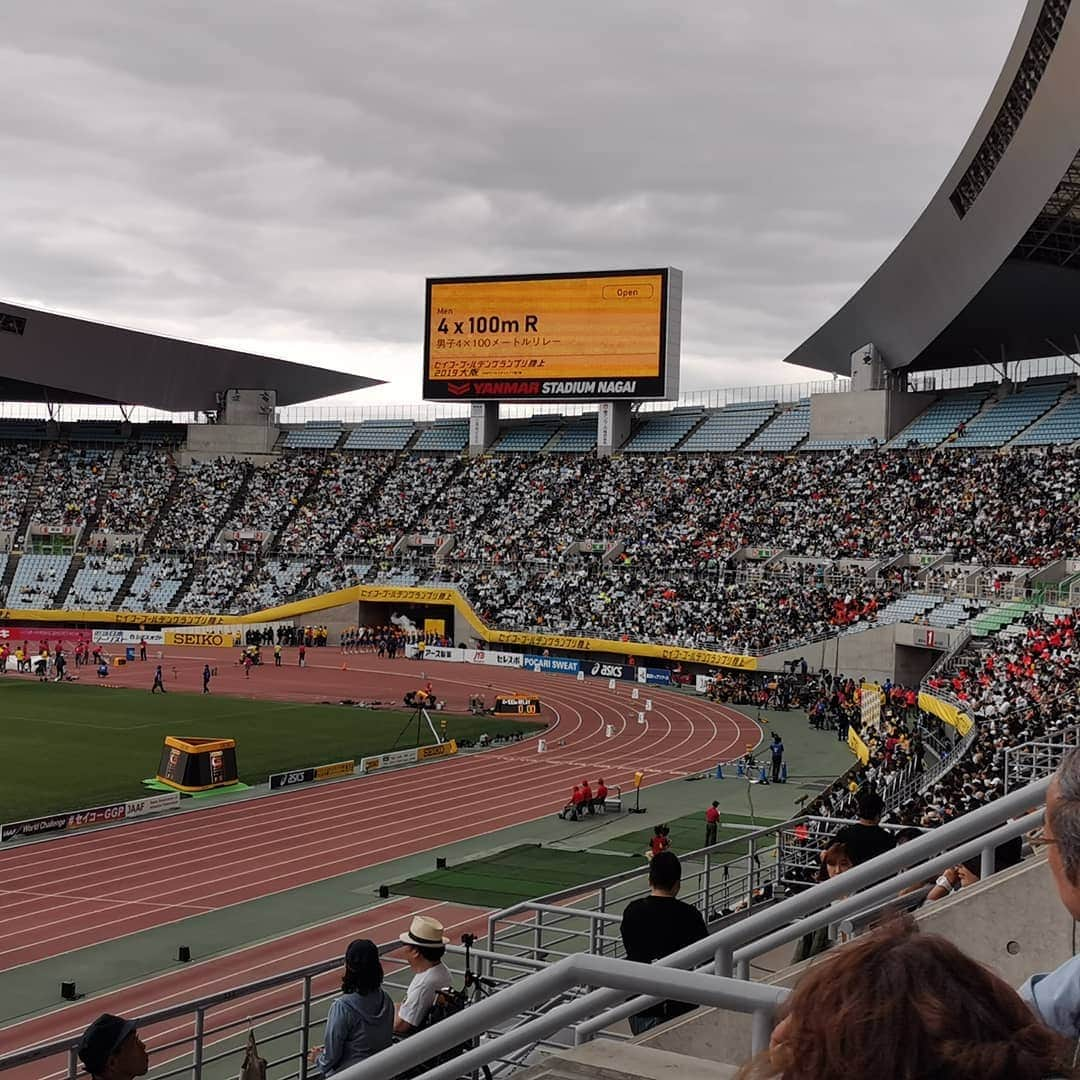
[785,0,1080,376]
[0,300,380,410]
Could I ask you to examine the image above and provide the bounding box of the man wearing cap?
[78,1014,149,1080]
[393,915,453,1036]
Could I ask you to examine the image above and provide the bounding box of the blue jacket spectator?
[311,939,393,1076]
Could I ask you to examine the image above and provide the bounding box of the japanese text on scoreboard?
[424,269,682,402]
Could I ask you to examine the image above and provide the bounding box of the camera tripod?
[460,934,496,1080]
[390,703,443,751]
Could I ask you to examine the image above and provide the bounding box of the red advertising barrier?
[0,626,92,644]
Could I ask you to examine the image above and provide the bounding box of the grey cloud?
[0,0,1026,398]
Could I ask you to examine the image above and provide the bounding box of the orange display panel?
[423,269,679,402]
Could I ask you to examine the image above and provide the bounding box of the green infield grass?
[0,680,543,822]
[391,844,639,907]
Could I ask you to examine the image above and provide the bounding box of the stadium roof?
[0,300,381,411]
[785,0,1080,376]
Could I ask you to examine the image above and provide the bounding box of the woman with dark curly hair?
[309,939,393,1076]
[739,917,1075,1080]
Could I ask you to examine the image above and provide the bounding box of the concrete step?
[516,1043,741,1080]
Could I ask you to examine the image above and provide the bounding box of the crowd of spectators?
[178,554,253,613]
[277,454,391,556]
[152,457,250,553]
[31,447,110,527]
[0,443,41,531]
[437,559,892,651]
[336,456,459,559]
[810,610,1080,837]
[3,442,1080,621]
[219,454,322,549]
[96,448,177,537]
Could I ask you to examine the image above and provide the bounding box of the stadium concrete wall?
[182,423,279,462]
[809,389,934,441]
[755,624,896,684]
[640,854,1062,1066]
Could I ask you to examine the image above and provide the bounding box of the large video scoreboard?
[423,268,682,402]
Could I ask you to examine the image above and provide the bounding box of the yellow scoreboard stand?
[156,736,238,792]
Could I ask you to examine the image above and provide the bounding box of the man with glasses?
[1019,749,1080,1039]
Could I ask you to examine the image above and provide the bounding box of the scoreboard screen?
[493,694,541,717]
[424,269,681,402]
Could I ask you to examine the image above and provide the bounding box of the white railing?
[1005,723,1080,793]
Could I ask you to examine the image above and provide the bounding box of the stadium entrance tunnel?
[357,600,458,641]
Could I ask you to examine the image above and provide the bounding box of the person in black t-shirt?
[620,851,708,1035]
[830,790,896,866]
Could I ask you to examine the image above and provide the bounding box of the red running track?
[0,652,757,995]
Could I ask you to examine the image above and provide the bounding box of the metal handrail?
[334,955,788,1080]
[574,793,1048,1040]
[0,944,543,1077]
[1005,723,1080,793]
[343,793,1049,1079]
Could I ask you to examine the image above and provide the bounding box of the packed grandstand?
[2,375,1080,656]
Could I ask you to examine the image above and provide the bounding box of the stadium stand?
[744,399,810,450]
[310,559,371,595]
[1012,388,1080,445]
[278,454,395,556]
[952,379,1069,448]
[0,443,40,530]
[336,455,460,558]
[229,557,314,611]
[886,389,988,448]
[412,418,469,452]
[218,454,321,545]
[178,555,253,613]
[151,457,251,553]
[926,597,987,627]
[622,408,704,451]
[342,420,417,451]
[2,382,1080,642]
[95,447,177,537]
[491,417,563,452]
[679,401,776,452]
[546,415,598,453]
[120,556,191,611]
[63,554,134,610]
[30,447,110,527]
[282,422,343,450]
[7,553,72,607]
[862,592,944,628]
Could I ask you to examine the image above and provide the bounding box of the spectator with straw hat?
[393,915,452,1036]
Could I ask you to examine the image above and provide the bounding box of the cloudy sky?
[0,0,1025,407]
